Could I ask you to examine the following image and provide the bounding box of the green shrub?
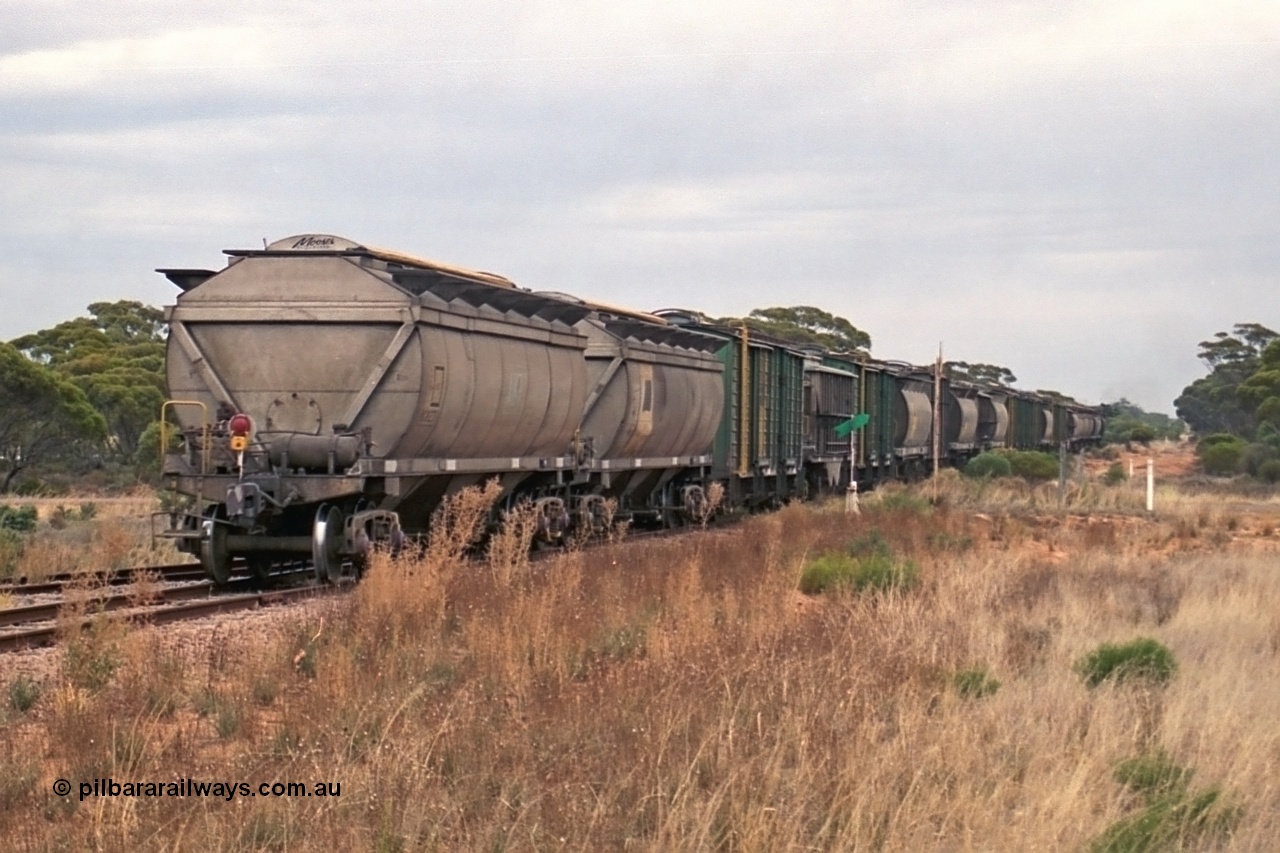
[1199,443,1244,475]
[1114,750,1193,799]
[964,452,1012,479]
[852,552,919,592]
[953,666,1001,699]
[1103,462,1128,486]
[1091,788,1238,853]
[1240,442,1276,476]
[1075,638,1177,687]
[872,490,931,515]
[63,620,126,692]
[0,529,24,579]
[1127,424,1157,446]
[251,676,280,707]
[1196,433,1246,475]
[0,505,37,533]
[215,699,243,739]
[1197,432,1240,448]
[848,528,891,558]
[1007,450,1059,482]
[799,547,918,595]
[1091,750,1241,853]
[1258,459,1280,484]
[7,675,40,713]
[77,502,98,521]
[799,553,857,594]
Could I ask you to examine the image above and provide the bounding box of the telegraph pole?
[932,344,942,498]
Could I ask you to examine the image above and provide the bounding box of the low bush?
[1006,450,1059,482]
[0,505,37,533]
[848,528,891,558]
[1240,442,1276,477]
[799,554,857,593]
[1075,637,1177,687]
[1103,462,1127,486]
[1197,432,1243,449]
[0,529,23,578]
[252,676,280,707]
[799,544,919,595]
[1127,424,1157,446]
[953,666,1001,699]
[1092,788,1238,853]
[1091,750,1241,853]
[1197,434,1247,476]
[964,452,1012,479]
[871,490,932,515]
[1113,750,1193,798]
[62,618,126,692]
[7,675,40,713]
[1258,459,1280,484]
[1200,444,1244,475]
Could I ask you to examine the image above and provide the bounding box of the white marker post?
[1152,458,1162,512]
[846,480,860,515]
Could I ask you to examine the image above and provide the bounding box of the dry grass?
[0,494,181,581]
[2,480,1279,850]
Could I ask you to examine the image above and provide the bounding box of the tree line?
[1175,323,1280,480]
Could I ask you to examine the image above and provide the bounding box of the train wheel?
[199,507,232,585]
[247,556,272,583]
[312,504,343,584]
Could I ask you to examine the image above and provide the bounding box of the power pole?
[932,343,942,498]
[1058,441,1067,504]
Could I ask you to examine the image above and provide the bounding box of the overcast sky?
[2,1,1277,413]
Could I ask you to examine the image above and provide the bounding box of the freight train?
[155,234,1103,583]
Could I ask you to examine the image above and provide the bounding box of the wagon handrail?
[160,400,211,474]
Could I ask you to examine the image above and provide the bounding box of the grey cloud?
[2,2,1278,413]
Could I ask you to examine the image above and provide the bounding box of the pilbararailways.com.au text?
[57,778,341,802]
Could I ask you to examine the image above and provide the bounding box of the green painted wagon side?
[827,358,896,479]
[771,346,805,471]
[698,326,804,500]
[1007,394,1038,449]
[711,341,737,480]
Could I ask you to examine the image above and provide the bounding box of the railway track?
[0,562,334,654]
[0,561,223,597]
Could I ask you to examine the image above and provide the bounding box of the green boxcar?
[672,320,804,503]
[821,355,897,482]
[1007,394,1038,449]
[804,360,857,461]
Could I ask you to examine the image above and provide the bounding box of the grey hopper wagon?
[158,235,724,583]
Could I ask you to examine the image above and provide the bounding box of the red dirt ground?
[1085,439,1198,478]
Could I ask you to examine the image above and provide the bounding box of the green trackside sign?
[833,413,870,438]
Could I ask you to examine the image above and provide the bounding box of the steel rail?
[0,562,211,595]
[0,583,338,653]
